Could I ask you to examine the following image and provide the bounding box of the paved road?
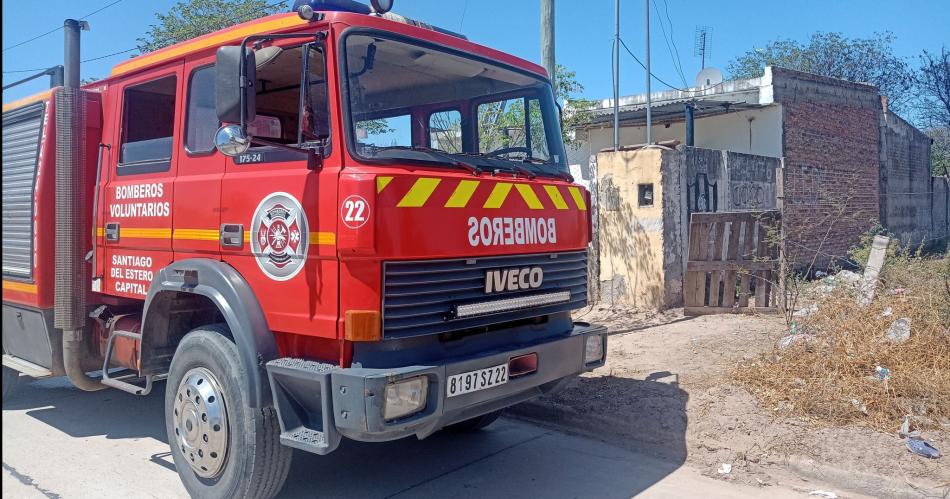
[3,377,803,499]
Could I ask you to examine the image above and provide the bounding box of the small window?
[355,114,411,152]
[120,75,177,172]
[429,110,461,153]
[185,66,216,154]
[477,96,550,161]
[638,183,655,207]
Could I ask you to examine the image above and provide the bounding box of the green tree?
[137,0,284,53]
[727,32,915,114]
[555,64,597,151]
[915,47,950,176]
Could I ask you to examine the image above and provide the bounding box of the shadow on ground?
[7,374,688,499]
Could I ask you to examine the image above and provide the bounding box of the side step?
[2,354,53,378]
[266,358,341,455]
[100,329,163,395]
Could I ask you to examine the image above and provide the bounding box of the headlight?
[584,334,605,365]
[384,376,428,421]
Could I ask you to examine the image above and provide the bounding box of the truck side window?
[185,66,217,154]
[119,75,177,174]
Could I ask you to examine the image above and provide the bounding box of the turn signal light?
[344,310,380,341]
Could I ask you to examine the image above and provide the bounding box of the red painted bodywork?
[3,11,592,369]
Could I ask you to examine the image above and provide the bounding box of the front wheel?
[165,325,291,499]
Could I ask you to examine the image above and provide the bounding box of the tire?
[2,365,19,404]
[165,325,291,499]
[445,410,504,433]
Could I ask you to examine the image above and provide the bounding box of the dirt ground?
[509,306,950,498]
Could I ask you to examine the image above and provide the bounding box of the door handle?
[105,222,120,242]
[220,224,244,248]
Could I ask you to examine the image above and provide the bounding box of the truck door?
[101,64,182,299]
[219,40,339,347]
[172,60,224,261]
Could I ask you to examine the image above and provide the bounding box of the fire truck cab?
[1,1,606,497]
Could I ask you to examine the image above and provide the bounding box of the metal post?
[540,0,556,92]
[613,0,620,151]
[64,19,81,88]
[644,0,652,145]
[685,103,694,146]
[49,65,64,88]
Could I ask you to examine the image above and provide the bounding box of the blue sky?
[3,0,949,103]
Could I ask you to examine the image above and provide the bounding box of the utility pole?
[540,0,556,93]
[644,0,652,145]
[613,0,619,151]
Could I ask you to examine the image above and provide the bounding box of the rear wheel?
[445,410,503,432]
[165,325,291,499]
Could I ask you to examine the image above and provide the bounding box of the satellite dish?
[695,67,723,88]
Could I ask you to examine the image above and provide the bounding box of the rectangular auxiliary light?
[454,291,571,319]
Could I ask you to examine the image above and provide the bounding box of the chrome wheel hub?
[173,367,228,478]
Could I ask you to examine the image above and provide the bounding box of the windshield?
[343,33,567,175]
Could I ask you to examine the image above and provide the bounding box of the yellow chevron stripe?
[309,232,336,245]
[397,178,441,207]
[377,176,393,193]
[444,180,480,208]
[483,182,514,209]
[544,185,569,210]
[173,229,220,241]
[121,228,172,239]
[514,184,544,209]
[567,186,587,210]
[2,280,37,294]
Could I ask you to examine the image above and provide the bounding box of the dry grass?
[734,256,950,433]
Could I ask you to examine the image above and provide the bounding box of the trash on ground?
[717,463,732,474]
[814,270,828,278]
[884,318,911,343]
[777,333,812,349]
[887,287,907,296]
[856,235,889,306]
[851,399,868,415]
[793,303,819,318]
[905,437,942,459]
[882,307,893,317]
[875,366,891,381]
[899,415,921,439]
[809,491,838,499]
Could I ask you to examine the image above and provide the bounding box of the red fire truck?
[1,1,606,497]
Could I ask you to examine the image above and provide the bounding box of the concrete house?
[570,67,949,309]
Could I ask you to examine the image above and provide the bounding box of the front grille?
[382,250,588,339]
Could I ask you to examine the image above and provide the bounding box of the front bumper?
[266,322,607,455]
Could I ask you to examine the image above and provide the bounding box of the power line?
[2,0,125,53]
[3,48,136,74]
[660,0,688,85]
[619,38,694,93]
[651,0,687,87]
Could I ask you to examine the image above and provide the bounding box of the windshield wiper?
[374,146,483,175]
[519,157,573,182]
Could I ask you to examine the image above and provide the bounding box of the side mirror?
[215,46,256,124]
[214,124,251,157]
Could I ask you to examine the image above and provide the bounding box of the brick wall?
[880,112,935,248]
[775,68,882,268]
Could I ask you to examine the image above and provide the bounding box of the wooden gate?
[684,211,780,315]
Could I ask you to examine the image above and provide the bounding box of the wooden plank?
[687,261,777,271]
[721,221,740,308]
[708,222,726,307]
[738,271,752,307]
[691,223,711,307]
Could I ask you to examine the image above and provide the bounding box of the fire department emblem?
[250,192,309,281]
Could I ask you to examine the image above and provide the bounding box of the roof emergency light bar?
[291,0,467,40]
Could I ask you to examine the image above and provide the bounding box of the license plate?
[446,363,508,398]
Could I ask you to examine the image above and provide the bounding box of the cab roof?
[108,11,548,80]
